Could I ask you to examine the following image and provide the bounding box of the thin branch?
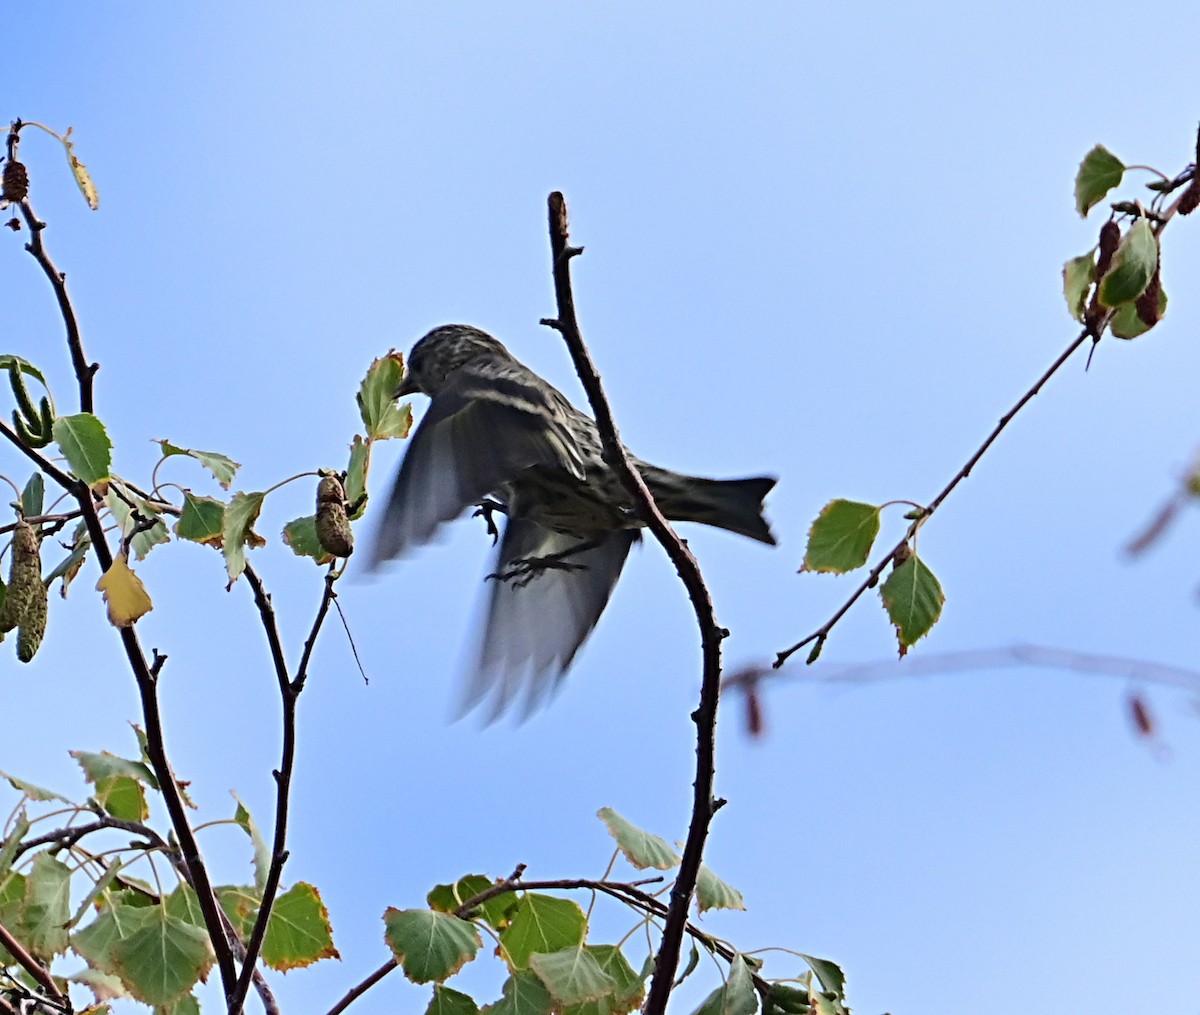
[8,120,95,411]
[541,191,725,1015]
[777,148,1198,668]
[0,919,64,1002]
[13,226,95,414]
[753,643,1200,694]
[229,565,339,1014]
[12,814,162,860]
[775,327,1090,667]
[325,959,396,1015]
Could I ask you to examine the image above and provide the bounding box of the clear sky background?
[5,4,1200,1013]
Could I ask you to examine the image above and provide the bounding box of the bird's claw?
[472,498,507,545]
[488,538,601,588]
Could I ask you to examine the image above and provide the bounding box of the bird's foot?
[472,498,507,545]
[489,538,601,587]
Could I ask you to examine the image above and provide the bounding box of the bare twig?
[541,192,725,1015]
[750,643,1200,695]
[6,127,97,413]
[228,565,339,1015]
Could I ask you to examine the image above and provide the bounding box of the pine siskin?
[371,324,776,719]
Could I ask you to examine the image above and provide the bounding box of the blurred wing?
[370,357,585,564]
[459,519,638,721]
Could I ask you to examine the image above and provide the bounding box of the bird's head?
[396,324,509,398]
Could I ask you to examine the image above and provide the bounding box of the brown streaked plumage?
[372,324,776,719]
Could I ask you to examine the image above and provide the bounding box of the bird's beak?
[394,373,421,399]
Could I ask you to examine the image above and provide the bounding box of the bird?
[371,324,776,719]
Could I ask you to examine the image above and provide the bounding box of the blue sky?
[5,3,1200,1013]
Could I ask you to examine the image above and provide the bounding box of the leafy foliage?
[19,118,1192,1015]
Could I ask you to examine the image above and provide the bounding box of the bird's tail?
[648,472,777,545]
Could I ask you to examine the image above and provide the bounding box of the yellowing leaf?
[62,127,99,210]
[96,554,153,627]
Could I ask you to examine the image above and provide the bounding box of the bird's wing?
[370,357,585,564]
[459,519,638,721]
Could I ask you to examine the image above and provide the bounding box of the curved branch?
[541,192,725,1015]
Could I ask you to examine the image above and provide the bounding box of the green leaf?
[879,553,945,656]
[764,984,810,1015]
[69,857,127,931]
[0,355,48,387]
[561,945,646,1015]
[428,874,515,930]
[163,884,205,928]
[1062,252,1096,322]
[222,491,266,585]
[384,908,481,983]
[598,808,680,870]
[153,440,241,489]
[71,750,159,791]
[1111,284,1168,339]
[530,946,618,1005]
[73,897,157,974]
[483,970,554,1015]
[1098,218,1157,307]
[800,955,846,1001]
[43,520,90,596]
[96,775,148,821]
[811,994,847,1015]
[110,907,214,1006]
[695,865,745,913]
[18,853,72,959]
[233,796,271,894]
[106,487,170,560]
[21,473,44,517]
[174,493,225,546]
[282,514,335,564]
[261,881,340,971]
[0,811,30,879]
[216,885,261,940]
[159,991,201,1015]
[53,413,112,491]
[674,941,701,989]
[802,500,882,574]
[499,894,586,970]
[345,435,370,518]
[426,985,481,1015]
[68,966,130,1004]
[692,955,759,1015]
[358,352,414,440]
[1,771,69,803]
[72,750,156,821]
[1075,144,1125,216]
[0,871,26,959]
